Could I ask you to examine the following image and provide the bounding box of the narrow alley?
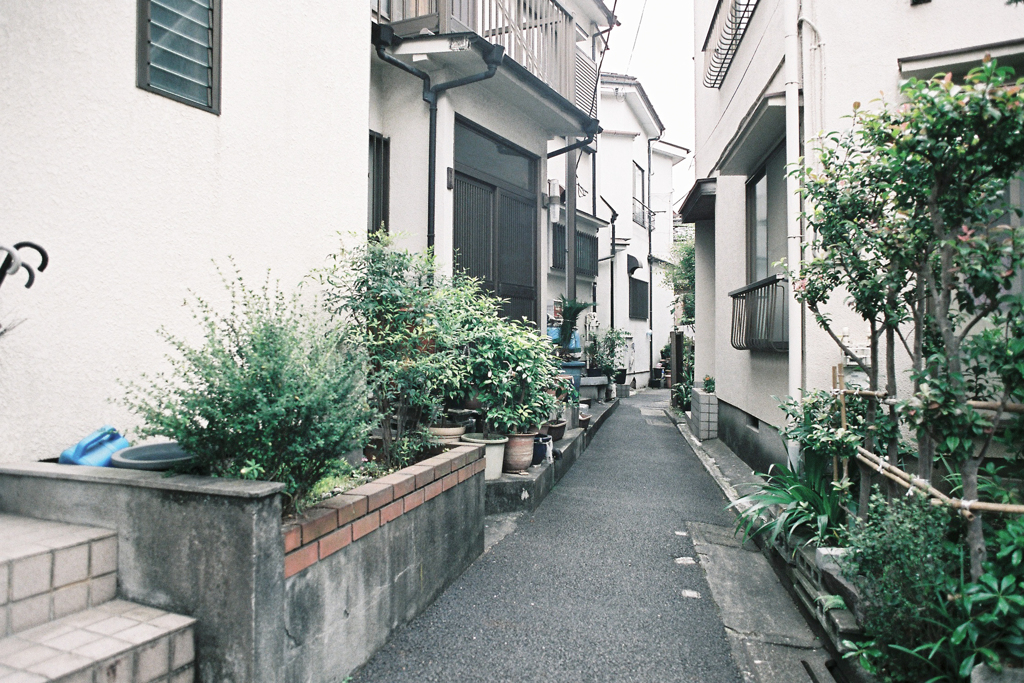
[352,391,826,683]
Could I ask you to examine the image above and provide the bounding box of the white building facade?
[681,0,1024,470]
[1,1,370,462]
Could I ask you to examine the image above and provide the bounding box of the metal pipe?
[647,136,658,383]
[600,196,618,328]
[784,0,803,470]
[372,24,503,249]
[547,122,600,158]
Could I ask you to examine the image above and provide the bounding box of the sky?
[599,0,697,206]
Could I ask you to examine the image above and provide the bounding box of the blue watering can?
[59,426,130,467]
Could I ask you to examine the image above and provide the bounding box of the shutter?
[552,223,566,271]
[576,232,598,277]
[146,0,214,107]
[453,173,494,285]
[575,48,598,116]
[496,192,536,322]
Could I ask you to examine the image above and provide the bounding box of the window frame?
[368,130,391,234]
[745,167,768,284]
[136,0,222,115]
[628,276,648,320]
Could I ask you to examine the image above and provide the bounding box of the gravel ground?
[351,390,744,683]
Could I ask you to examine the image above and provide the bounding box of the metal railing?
[702,0,758,89]
[632,197,654,229]
[728,274,788,352]
[378,0,574,100]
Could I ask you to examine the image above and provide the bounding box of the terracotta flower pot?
[503,433,536,472]
[427,424,467,444]
[579,413,592,429]
[545,420,567,442]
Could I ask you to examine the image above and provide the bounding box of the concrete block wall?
[691,388,719,440]
[282,445,486,682]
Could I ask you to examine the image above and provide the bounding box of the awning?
[627,254,642,275]
[678,178,717,223]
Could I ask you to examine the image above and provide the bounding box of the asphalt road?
[351,390,744,683]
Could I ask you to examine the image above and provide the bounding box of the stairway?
[0,514,195,682]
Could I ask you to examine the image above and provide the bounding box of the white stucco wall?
[0,2,370,462]
[689,0,1024,427]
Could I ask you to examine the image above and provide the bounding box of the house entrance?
[452,120,538,322]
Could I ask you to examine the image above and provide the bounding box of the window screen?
[138,0,219,113]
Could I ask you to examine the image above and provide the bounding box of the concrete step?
[0,599,195,683]
[0,514,119,637]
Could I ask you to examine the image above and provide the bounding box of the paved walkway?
[352,390,746,683]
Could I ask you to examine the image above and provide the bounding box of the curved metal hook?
[0,245,23,276]
[13,242,48,272]
[18,262,36,288]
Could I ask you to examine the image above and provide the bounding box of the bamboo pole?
[855,446,1024,516]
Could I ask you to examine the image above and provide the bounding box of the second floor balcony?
[376,0,586,106]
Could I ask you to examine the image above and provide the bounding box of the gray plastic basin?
[110,442,194,471]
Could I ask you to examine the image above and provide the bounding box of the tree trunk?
[886,324,900,499]
[859,320,882,518]
[962,455,986,581]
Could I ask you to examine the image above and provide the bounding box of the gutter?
[784,0,803,469]
[371,24,504,249]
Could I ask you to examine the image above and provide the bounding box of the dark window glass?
[552,223,566,270]
[629,277,648,320]
[454,123,533,192]
[369,132,390,234]
[576,232,598,277]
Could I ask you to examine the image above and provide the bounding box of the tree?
[663,227,695,325]
[795,59,1024,581]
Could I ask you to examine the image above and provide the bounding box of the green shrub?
[121,269,371,514]
[470,316,559,436]
[320,235,468,468]
[842,492,961,682]
[586,327,627,381]
[732,461,850,549]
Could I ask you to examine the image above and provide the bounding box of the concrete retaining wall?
[0,443,487,683]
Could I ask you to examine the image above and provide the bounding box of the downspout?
[784,0,804,469]
[647,136,659,383]
[547,122,600,159]
[599,196,619,328]
[372,25,504,249]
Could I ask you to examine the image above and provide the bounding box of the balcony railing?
[728,274,788,352]
[702,0,758,89]
[378,0,574,101]
[632,197,654,229]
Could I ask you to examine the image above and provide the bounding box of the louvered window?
[629,277,648,320]
[137,0,220,113]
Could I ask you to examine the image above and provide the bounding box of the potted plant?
[465,315,559,473]
[543,376,576,441]
[551,296,592,389]
[587,327,627,400]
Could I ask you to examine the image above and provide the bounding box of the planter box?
[691,387,718,440]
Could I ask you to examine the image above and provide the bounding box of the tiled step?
[0,599,195,683]
[0,514,118,637]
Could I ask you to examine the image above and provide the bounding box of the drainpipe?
[372,25,504,249]
[647,136,659,384]
[599,196,619,328]
[785,0,803,469]
[547,121,600,159]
